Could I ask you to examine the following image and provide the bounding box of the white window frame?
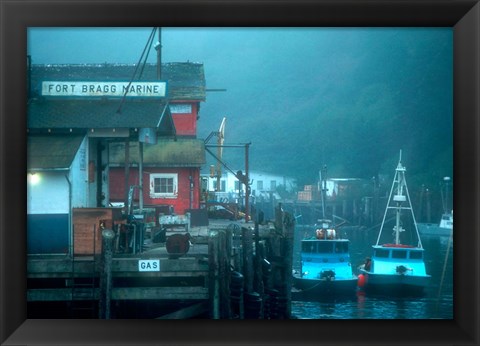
[257,180,264,191]
[270,180,277,191]
[150,173,178,199]
[213,179,227,192]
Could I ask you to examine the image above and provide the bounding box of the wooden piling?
[98,228,115,319]
[252,222,265,319]
[208,232,220,319]
[281,211,294,319]
[242,226,254,293]
[253,221,265,298]
[218,230,232,318]
[262,205,295,319]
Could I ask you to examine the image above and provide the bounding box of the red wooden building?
[105,62,207,214]
[108,138,205,213]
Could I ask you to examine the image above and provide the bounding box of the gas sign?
[138,259,160,272]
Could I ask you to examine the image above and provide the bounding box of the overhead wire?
[116,27,157,114]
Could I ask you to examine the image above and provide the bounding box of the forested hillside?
[197,28,453,199]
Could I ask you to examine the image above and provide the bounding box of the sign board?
[139,128,157,144]
[41,81,167,98]
[170,104,192,114]
[138,259,160,272]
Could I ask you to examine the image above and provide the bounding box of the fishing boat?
[292,165,357,298]
[358,151,431,294]
[417,177,453,237]
[417,211,453,237]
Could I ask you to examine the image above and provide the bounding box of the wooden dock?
[27,208,295,319]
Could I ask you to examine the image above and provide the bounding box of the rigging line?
[116,27,157,114]
[436,228,453,313]
[138,27,157,79]
[296,280,327,293]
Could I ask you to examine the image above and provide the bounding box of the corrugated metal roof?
[30,63,206,101]
[109,138,205,167]
[28,99,174,132]
[27,135,84,170]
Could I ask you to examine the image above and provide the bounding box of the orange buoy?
[357,274,366,288]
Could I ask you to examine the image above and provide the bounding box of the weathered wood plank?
[112,286,208,300]
[28,286,208,301]
[28,257,209,278]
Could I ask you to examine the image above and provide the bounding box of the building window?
[213,180,226,192]
[257,180,264,190]
[150,173,177,198]
[270,180,277,191]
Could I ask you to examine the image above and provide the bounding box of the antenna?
[320,164,327,219]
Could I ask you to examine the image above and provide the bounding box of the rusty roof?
[27,135,84,170]
[109,138,205,167]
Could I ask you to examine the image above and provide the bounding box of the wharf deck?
[26,216,294,319]
[27,241,210,302]
[26,221,247,304]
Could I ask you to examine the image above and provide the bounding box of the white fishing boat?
[293,165,357,298]
[417,177,453,237]
[358,151,431,294]
[417,211,453,237]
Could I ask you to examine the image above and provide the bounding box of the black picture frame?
[1,1,479,345]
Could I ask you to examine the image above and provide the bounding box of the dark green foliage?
[199,29,453,196]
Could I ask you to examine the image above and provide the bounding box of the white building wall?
[203,171,296,197]
[70,136,89,207]
[27,136,91,214]
[27,171,70,214]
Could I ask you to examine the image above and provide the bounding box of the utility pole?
[244,143,250,223]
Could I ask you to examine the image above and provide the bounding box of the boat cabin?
[439,212,453,229]
[300,239,352,280]
[370,245,428,276]
[372,245,425,261]
[301,239,349,255]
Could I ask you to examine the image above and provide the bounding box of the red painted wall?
[171,102,198,136]
[109,167,201,214]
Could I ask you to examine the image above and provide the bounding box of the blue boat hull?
[359,270,430,295]
[292,275,358,298]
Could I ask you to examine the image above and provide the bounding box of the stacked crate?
[297,185,320,201]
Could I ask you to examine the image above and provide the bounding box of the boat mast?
[319,164,327,220]
[375,150,423,247]
[442,176,451,213]
[393,153,406,245]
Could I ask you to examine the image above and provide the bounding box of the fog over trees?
[29,27,453,193]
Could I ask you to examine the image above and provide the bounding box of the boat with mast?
[417,176,453,238]
[358,151,431,294]
[292,165,357,298]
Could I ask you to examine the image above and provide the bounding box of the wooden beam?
[112,286,208,300]
[28,257,209,278]
[28,286,208,301]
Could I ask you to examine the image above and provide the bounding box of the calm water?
[291,226,454,319]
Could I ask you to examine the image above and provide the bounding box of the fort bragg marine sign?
[41,81,167,98]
